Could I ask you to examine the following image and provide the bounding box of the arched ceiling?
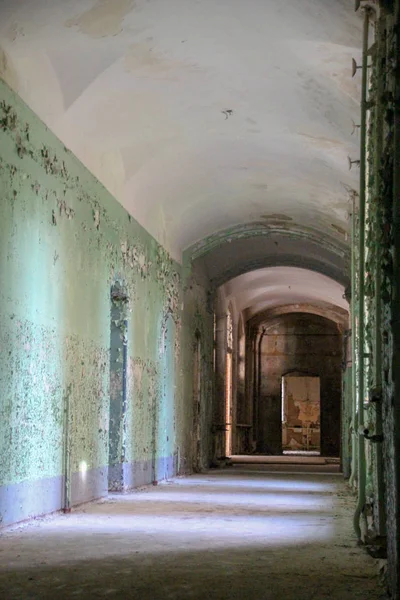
[250,304,349,330]
[0,0,361,262]
[218,266,348,322]
[191,225,350,289]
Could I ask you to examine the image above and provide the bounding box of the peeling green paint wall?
[348,3,399,595]
[0,78,213,525]
[180,264,215,473]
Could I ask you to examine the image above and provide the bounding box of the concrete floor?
[0,465,385,600]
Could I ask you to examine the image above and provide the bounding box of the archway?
[192,330,202,472]
[254,313,343,457]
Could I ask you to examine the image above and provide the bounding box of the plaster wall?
[358,5,399,593]
[0,79,212,526]
[214,287,244,458]
[180,261,214,473]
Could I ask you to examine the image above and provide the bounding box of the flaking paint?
[0,78,213,524]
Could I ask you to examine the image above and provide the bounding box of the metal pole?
[349,197,359,488]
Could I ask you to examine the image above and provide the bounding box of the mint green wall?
[180,266,215,473]
[0,78,213,524]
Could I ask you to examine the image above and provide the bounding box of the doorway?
[192,331,202,471]
[281,374,321,453]
[225,309,233,457]
[108,283,128,491]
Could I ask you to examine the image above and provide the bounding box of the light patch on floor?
[0,467,384,599]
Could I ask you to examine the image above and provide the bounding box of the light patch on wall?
[65,0,134,39]
[79,461,88,479]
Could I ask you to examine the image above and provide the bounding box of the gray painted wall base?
[109,456,176,491]
[71,466,108,506]
[0,474,64,527]
[0,455,176,527]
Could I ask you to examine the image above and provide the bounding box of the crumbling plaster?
[0,78,213,525]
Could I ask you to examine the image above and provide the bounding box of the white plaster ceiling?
[0,0,362,262]
[220,266,348,321]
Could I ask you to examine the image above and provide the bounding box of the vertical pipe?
[349,197,358,488]
[354,7,370,540]
[342,330,352,479]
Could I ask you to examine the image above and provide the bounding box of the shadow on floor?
[0,543,386,600]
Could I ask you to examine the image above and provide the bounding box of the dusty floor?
[0,465,386,599]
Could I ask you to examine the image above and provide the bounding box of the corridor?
[1,0,400,596]
[0,465,384,600]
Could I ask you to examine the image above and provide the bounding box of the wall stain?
[65,0,134,39]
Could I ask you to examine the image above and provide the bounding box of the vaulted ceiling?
[218,266,348,325]
[0,0,361,266]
